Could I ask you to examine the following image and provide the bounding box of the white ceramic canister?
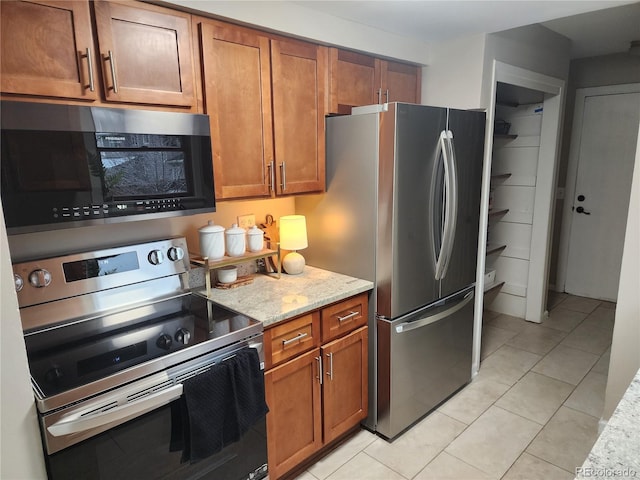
[225,223,246,257]
[247,225,265,252]
[199,221,225,260]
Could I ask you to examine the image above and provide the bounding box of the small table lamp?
[279,215,308,275]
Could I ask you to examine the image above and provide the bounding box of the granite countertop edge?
[575,368,640,479]
[189,265,374,327]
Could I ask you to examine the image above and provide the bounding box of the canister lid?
[225,223,246,235]
[247,225,264,236]
[199,220,224,233]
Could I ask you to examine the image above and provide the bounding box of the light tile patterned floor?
[291,293,613,480]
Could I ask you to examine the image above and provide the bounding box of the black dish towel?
[175,347,269,464]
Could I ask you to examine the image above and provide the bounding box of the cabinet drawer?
[265,311,320,369]
[321,293,368,343]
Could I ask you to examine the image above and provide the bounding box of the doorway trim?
[556,83,640,296]
[473,61,565,375]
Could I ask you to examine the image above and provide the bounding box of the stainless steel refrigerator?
[297,102,485,439]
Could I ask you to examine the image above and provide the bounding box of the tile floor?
[292,293,615,480]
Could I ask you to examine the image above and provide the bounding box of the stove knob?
[14,274,24,292]
[167,246,185,262]
[156,333,173,350]
[175,328,191,345]
[148,249,165,265]
[29,269,52,288]
[44,366,64,385]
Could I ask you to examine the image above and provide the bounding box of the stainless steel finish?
[394,290,473,333]
[41,336,264,454]
[376,286,474,439]
[337,311,359,322]
[268,161,275,192]
[167,246,185,261]
[315,356,323,385]
[14,274,24,292]
[377,88,382,104]
[32,308,261,415]
[13,238,189,310]
[84,47,95,91]
[326,352,334,380]
[377,104,445,317]
[298,103,485,435]
[280,161,286,191]
[1,100,211,136]
[384,89,389,102]
[434,130,458,281]
[106,49,118,93]
[282,332,308,346]
[439,108,485,298]
[148,249,164,265]
[29,269,52,288]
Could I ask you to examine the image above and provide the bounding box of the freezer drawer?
[376,287,474,439]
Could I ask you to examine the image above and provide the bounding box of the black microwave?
[1,101,216,234]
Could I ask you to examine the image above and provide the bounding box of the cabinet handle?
[384,89,389,103]
[337,311,359,323]
[377,87,382,104]
[279,162,286,192]
[315,355,323,385]
[268,161,275,193]
[282,332,307,346]
[84,47,95,92]
[106,50,118,93]
[325,352,333,380]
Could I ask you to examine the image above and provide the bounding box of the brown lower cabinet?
[264,294,369,479]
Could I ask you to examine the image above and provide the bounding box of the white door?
[564,86,640,301]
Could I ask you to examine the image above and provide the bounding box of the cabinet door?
[271,39,327,195]
[381,60,421,104]
[321,326,368,444]
[1,1,98,101]
[199,22,273,199]
[328,48,380,114]
[265,349,322,479]
[93,1,195,108]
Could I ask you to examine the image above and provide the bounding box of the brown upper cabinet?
[1,0,196,109]
[92,1,195,108]
[328,48,421,114]
[198,20,327,200]
[1,1,98,101]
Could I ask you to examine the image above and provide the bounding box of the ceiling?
[293,1,640,59]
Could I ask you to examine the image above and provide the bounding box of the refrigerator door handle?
[435,130,458,280]
[394,290,473,334]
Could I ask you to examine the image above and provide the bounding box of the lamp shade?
[279,215,308,250]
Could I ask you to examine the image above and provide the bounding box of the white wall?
[602,123,640,421]
[482,25,571,107]
[163,0,431,65]
[0,203,47,479]
[421,34,486,108]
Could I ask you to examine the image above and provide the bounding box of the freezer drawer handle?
[282,332,308,346]
[394,291,474,334]
[337,311,359,322]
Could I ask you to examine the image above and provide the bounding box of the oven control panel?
[13,237,190,309]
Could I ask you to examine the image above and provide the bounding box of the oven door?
[42,339,268,480]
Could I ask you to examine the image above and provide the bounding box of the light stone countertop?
[190,265,373,327]
[575,368,640,479]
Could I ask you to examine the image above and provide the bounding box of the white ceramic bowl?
[217,265,238,284]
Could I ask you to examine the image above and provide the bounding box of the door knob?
[576,206,591,215]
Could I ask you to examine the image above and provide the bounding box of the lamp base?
[282,251,305,275]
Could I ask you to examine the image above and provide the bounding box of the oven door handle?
[47,384,183,437]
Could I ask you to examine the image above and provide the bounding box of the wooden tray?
[214,275,254,289]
